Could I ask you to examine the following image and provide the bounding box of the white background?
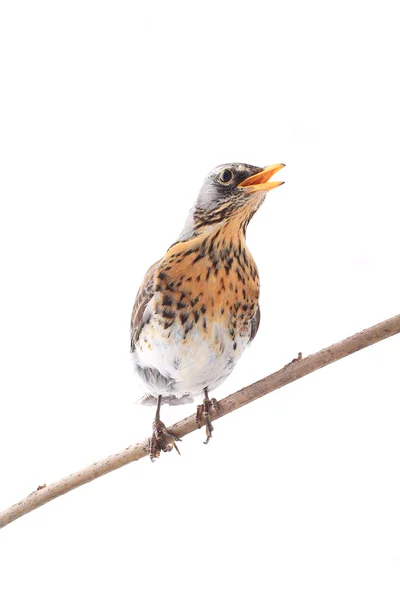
[1,1,399,598]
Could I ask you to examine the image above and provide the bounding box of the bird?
[130,162,285,460]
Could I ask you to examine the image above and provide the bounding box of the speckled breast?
[135,230,260,398]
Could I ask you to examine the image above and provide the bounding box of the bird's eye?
[218,168,234,185]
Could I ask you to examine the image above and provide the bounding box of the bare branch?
[1,313,399,529]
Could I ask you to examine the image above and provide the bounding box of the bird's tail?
[137,394,194,406]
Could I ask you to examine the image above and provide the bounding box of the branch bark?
[1,313,399,529]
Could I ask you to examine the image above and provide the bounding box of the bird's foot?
[149,417,181,462]
[196,396,219,445]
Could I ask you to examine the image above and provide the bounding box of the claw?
[149,396,181,461]
[196,390,219,445]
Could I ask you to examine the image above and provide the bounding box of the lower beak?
[238,163,285,191]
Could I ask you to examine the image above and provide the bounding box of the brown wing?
[249,305,261,343]
[130,261,160,352]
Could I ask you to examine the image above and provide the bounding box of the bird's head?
[179,162,285,241]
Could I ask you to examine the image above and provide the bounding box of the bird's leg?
[150,395,182,462]
[196,388,219,445]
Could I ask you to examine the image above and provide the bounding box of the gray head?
[178,162,285,241]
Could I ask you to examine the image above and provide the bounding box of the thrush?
[130,162,285,460]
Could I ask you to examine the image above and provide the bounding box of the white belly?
[133,314,250,400]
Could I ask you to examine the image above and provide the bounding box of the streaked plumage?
[130,162,284,458]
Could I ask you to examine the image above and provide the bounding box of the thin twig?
[1,313,399,529]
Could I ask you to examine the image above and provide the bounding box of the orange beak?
[238,163,285,192]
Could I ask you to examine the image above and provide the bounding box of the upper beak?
[238,163,285,191]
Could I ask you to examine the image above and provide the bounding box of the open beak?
[238,163,285,192]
